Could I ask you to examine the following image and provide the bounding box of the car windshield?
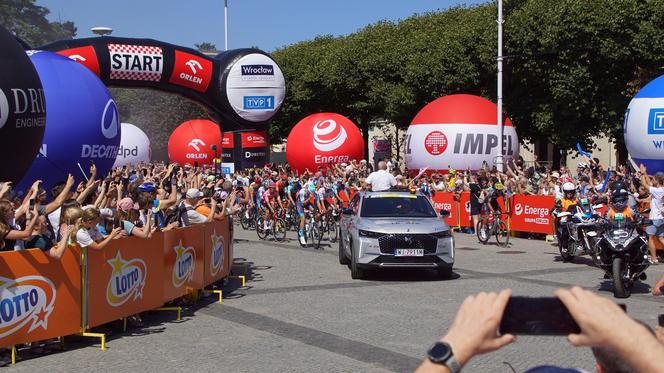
[360,194,437,218]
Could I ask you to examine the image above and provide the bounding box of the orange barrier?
[432,192,554,234]
[0,246,81,348]
[86,234,164,329]
[0,219,233,350]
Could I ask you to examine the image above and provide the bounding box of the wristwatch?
[427,341,461,373]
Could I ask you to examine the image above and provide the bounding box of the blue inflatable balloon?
[17,51,121,194]
[625,75,664,173]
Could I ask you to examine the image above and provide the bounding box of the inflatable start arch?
[39,37,285,130]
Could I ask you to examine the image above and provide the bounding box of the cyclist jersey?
[488,192,503,212]
[316,187,326,203]
[262,189,276,203]
[296,189,311,206]
[561,197,577,212]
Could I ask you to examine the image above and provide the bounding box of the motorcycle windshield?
[608,218,633,241]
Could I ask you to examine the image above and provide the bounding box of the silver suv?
[338,190,454,279]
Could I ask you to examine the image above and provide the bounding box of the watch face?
[428,342,452,362]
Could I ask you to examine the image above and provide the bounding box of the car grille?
[377,234,437,254]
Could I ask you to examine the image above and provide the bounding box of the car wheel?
[338,229,350,265]
[350,241,364,279]
[436,265,453,279]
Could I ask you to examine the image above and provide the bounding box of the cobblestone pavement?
[8,227,664,373]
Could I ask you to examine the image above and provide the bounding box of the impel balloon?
[405,94,518,173]
[625,75,664,173]
[168,119,221,166]
[113,123,151,167]
[0,26,46,183]
[17,51,121,193]
[286,113,364,173]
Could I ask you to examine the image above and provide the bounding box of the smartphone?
[499,297,581,336]
[113,217,121,229]
[658,314,664,327]
[29,199,35,210]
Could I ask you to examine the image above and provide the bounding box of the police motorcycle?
[552,184,601,262]
[586,191,650,298]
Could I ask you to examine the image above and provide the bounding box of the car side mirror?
[342,208,354,216]
[439,210,451,218]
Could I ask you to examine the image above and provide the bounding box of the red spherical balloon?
[168,119,221,165]
[286,113,364,173]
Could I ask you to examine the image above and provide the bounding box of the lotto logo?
[424,131,448,155]
[648,108,664,135]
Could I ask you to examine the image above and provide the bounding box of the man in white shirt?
[364,161,397,192]
[179,188,216,226]
[641,168,664,264]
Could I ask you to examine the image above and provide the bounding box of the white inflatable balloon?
[113,123,151,167]
[624,75,664,173]
[405,94,518,173]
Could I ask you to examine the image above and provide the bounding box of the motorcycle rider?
[561,182,578,212]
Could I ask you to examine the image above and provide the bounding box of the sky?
[38,0,486,52]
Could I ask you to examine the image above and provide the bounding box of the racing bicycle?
[476,211,509,247]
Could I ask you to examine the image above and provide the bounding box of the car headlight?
[432,230,452,238]
[359,230,383,238]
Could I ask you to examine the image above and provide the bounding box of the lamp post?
[224,0,229,51]
[496,0,505,172]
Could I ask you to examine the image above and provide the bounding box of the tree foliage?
[0,0,76,46]
[270,0,664,153]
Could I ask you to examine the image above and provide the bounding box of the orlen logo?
[57,46,100,76]
[210,231,224,277]
[0,276,56,338]
[101,99,119,139]
[188,139,206,152]
[172,241,195,288]
[313,119,348,152]
[424,131,448,156]
[169,51,213,93]
[106,251,147,307]
[514,203,523,216]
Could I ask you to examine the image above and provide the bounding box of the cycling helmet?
[268,181,276,189]
[562,182,576,199]
[494,183,504,191]
[138,182,156,193]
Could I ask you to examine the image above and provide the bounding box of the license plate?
[395,249,424,257]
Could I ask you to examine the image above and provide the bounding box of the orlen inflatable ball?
[286,113,364,173]
[168,119,221,165]
[17,51,121,193]
[113,123,151,168]
[0,26,46,183]
[625,75,664,173]
[405,94,518,173]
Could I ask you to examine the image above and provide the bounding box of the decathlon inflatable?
[39,37,285,129]
[624,75,664,173]
[405,94,518,173]
[286,113,364,173]
[0,26,46,183]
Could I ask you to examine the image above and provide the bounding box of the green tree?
[195,42,217,53]
[0,0,76,46]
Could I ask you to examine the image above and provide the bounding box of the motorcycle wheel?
[612,257,631,298]
[558,231,574,262]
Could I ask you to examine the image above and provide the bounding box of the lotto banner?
[509,194,555,234]
[86,235,165,328]
[162,227,205,302]
[430,192,459,227]
[0,247,81,348]
[203,220,232,287]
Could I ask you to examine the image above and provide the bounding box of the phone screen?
[113,217,121,229]
[29,199,35,210]
[500,297,581,335]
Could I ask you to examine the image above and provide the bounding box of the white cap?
[186,188,203,199]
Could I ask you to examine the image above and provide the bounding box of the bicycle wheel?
[273,218,287,242]
[256,216,268,240]
[327,219,338,243]
[495,220,509,247]
[476,219,489,244]
[240,209,250,230]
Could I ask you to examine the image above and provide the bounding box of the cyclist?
[487,182,505,216]
[296,182,315,245]
[261,181,278,231]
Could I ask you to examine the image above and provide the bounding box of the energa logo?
[173,241,195,287]
[0,276,56,338]
[210,231,225,277]
[106,251,147,307]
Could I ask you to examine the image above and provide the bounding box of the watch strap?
[445,354,461,373]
